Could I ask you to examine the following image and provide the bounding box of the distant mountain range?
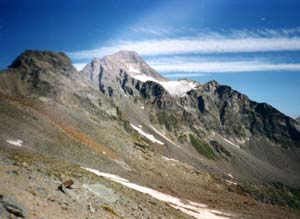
[1,50,300,218]
[82,50,300,147]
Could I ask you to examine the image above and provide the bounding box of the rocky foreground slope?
[0,50,300,219]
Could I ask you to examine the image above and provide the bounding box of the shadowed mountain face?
[0,50,76,98]
[1,50,300,218]
[185,82,300,147]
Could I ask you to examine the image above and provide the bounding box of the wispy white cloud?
[147,57,300,73]
[74,58,300,75]
[69,28,300,60]
[131,26,300,38]
[73,63,87,71]
[162,73,208,78]
[69,28,300,76]
[130,26,200,37]
[153,60,300,74]
[130,26,173,36]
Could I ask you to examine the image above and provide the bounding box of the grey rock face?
[0,50,77,98]
[80,51,300,148]
[9,50,76,75]
[113,70,300,148]
[80,50,167,100]
[182,81,300,147]
[83,183,119,203]
[0,195,29,219]
[81,50,166,85]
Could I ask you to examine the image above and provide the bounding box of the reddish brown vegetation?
[0,95,118,160]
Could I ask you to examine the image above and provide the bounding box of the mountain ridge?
[1,50,300,218]
[80,50,300,148]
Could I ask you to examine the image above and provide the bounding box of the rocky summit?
[0,50,300,219]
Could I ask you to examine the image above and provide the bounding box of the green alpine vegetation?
[189,134,217,160]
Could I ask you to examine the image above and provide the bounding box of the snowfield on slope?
[126,63,141,74]
[162,156,179,162]
[130,124,164,145]
[132,74,198,97]
[82,167,232,219]
[150,125,180,147]
[223,138,240,149]
[6,139,23,147]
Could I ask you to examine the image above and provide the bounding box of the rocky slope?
[81,50,300,184]
[82,50,300,148]
[1,50,300,219]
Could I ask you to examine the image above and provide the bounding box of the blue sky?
[1,0,300,118]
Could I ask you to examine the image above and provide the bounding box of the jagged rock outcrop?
[80,50,167,99]
[0,50,119,118]
[182,81,300,147]
[80,50,300,149]
[81,50,166,84]
[0,50,77,98]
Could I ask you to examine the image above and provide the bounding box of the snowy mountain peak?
[80,50,201,97]
[108,50,142,63]
[81,50,167,83]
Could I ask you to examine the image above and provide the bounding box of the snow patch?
[295,124,300,132]
[140,105,144,110]
[132,75,198,97]
[132,74,156,83]
[162,156,179,162]
[227,173,233,179]
[82,167,231,219]
[279,121,286,126]
[150,125,179,147]
[159,80,198,97]
[225,180,237,185]
[83,168,129,182]
[38,97,51,103]
[6,139,23,147]
[130,124,164,145]
[223,138,240,149]
[127,64,141,74]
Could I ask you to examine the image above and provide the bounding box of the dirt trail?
[0,95,118,160]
